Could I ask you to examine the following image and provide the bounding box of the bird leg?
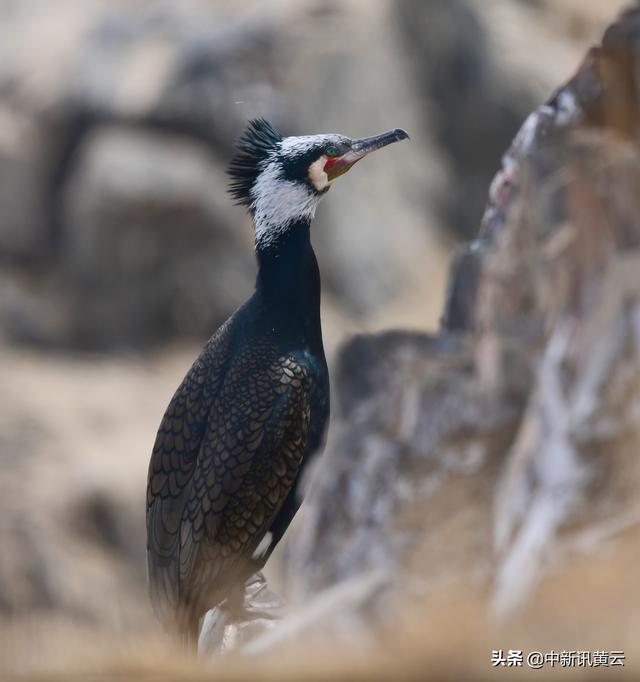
[198,571,285,656]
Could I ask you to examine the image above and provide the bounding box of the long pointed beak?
[325,128,409,181]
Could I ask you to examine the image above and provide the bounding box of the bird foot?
[197,571,285,657]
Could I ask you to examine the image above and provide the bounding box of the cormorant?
[146,118,408,646]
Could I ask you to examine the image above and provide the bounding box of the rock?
[60,124,254,346]
[397,0,537,241]
[0,109,45,261]
[239,3,640,652]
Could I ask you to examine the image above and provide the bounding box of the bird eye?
[325,145,340,158]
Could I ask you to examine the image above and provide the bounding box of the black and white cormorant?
[146,118,408,646]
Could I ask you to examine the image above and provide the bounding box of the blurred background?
[0,0,631,677]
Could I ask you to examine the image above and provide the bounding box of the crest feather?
[227,119,283,207]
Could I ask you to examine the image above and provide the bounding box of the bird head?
[228,119,409,248]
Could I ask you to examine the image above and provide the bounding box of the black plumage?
[227,118,283,206]
[146,118,407,647]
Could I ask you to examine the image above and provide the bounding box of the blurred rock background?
[0,0,634,678]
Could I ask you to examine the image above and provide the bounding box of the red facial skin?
[323,156,340,174]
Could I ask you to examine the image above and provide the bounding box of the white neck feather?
[251,161,321,249]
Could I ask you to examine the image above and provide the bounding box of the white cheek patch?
[308,155,330,192]
[251,159,321,248]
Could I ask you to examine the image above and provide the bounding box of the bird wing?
[259,366,329,557]
[146,321,233,629]
[147,332,311,633]
[178,348,311,617]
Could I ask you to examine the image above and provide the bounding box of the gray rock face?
[61,125,254,346]
[236,4,640,652]
[397,0,537,241]
[287,332,517,597]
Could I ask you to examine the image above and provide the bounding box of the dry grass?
[2,520,638,680]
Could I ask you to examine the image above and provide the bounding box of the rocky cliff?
[221,4,640,668]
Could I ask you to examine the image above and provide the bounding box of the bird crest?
[227,118,283,207]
